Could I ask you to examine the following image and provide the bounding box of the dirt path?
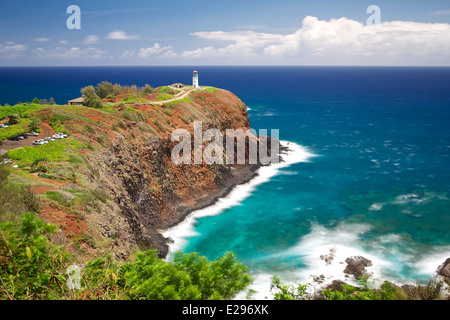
[0,123,56,152]
[148,88,196,106]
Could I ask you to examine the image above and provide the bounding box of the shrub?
[0,213,62,300]
[81,86,103,109]
[28,117,42,132]
[322,277,398,300]
[271,275,309,300]
[121,251,252,300]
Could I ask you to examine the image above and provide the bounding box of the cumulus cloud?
[0,41,27,57]
[84,35,100,45]
[182,31,282,58]
[181,16,450,64]
[125,43,177,58]
[106,30,141,40]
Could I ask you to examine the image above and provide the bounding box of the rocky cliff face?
[41,88,260,260]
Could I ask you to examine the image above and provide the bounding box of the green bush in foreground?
[0,212,252,300]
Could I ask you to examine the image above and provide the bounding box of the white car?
[33,140,45,145]
[53,135,63,139]
[56,133,68,138]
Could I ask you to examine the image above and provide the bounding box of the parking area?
[0,123,56,151]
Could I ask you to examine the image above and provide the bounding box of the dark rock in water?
[437,258,450,278]
[344,256,373,279]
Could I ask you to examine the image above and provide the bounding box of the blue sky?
[1,0,449,66]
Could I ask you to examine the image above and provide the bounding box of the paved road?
[0,123,56,153]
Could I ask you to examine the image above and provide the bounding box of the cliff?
[11,88,261,260]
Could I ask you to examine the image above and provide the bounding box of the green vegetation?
[122,251,251,300]
[92,81,156,100]
[157,93,174,101]
[32,98,41,105]
[271,275,449,300]
[0,165,41,224]
[7,139,85,167]
[322,277,399,300]
[0,118,31,141]
[270,275,309,300]
[80,86,103,109]
[203,87,219,93]
[158,86,177,95]
[28,118,42,133]
[0,212,252,300]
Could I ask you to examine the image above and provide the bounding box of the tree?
[29,118,41,132]
[32,98,41,105]
[49,97,56,105]
[8,114,20,125]
[142,84,154,94]
[81,86,103,108]
[95,81,113,99]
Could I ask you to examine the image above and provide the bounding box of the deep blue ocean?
[1,66,449,296]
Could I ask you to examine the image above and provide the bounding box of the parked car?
[0,141,2,146]
[0,124,4,128]
[28,132,39,136]
[18,134,28,139]
[3,124,10,127]
[8,136,21,141]
[54,133,67,139]
[44,137,55,141]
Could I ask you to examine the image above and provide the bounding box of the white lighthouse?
[192,70,199,89]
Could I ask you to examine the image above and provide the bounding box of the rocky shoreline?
[311,255,450,300]
[160,141,290,257]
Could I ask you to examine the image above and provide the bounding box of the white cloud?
[0,42,27,57]
[135,43,176,58]
[34,37,50,42]
[84,35,100,45]
[106,30,141,40]
[181,30,282,58]
[181,16,450,65]
[59,40,69,45]
[0,42,26,52]
[32,46,109,60]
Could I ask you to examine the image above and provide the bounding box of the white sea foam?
[236,222,424,299]
[162,141,317,260]
[232,223,394,299]
[414,247,450,277]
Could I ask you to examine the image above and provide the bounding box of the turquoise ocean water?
[1,66,449,297]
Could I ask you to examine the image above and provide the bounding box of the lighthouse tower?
[192,70,199,89]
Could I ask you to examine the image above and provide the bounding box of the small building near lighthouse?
[192,70,199,89]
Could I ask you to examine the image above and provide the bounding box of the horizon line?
[1,65,450,68]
